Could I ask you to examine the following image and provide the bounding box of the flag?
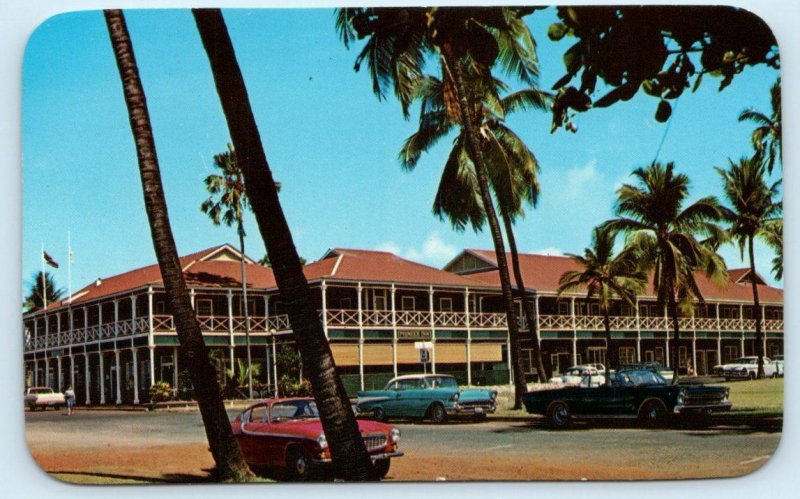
[43,250,59,268]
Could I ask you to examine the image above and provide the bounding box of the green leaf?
[655,99,672,122]
[548,23,568,41]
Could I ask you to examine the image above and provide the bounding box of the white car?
[549,365,606,387]
[714,356,777,380]
[773,355,784,377]
[25,386,66,410]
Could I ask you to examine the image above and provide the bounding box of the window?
[155,301,166,314]
[723,346,738,363]
[619,347,636,365]
[237,298,256,316]
[196,299,212,317]
[401,296,416,311]
[558,301,570,315]
[654,347,665,365]
[586,347,606,366]
[372,290,387,311]
[645,350,655,362]
[340,298,352,309]
[248,404,268,424]
[439,297,453,312]
[678,346,688,368]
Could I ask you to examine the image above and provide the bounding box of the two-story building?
[23,244,783,404]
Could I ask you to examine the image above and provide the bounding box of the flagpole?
[67,231,73,304]
[41,241,47,310]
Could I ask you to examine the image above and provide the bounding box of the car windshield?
[624,370,667,386]
[737,358,757,364]
[564,368,582,376]
[270,400,319,422]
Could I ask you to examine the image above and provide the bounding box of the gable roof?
[448,249,783,305]
[728,268,766,286]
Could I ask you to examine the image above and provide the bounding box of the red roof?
[451,249,783,305]
[311,248,489,288]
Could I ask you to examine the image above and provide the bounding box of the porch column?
[761,305,767,357]
[132,347,139,404]
[635,298,642,362]
[148,287,155,389]
[113,299,119,338]
[227,289,235,374]
[57,356,63,392]
[739,304,745,356]
[114,349,122,404]
[33,319,38,386]
[271,335,278,397]
[44,315,50,388]
[465,288,471,385]
[391,284,397,377]
[84,306,90,404]
[570,297,578,365]
[663,305,670,368]
[131,295,139,404]
[534,294,541,380]
[190,288,196,308]
[691,310,697,376]
[321,280,328,337]
[429,286,436,374]
[172,347,179,398]
[716,303,722,364]
[357,282,364,390]
[98,304,105,404]
[69,353,75,393]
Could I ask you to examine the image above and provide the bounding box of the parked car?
[522,368,731,428]
[24,386,65,410]
[231,397,403,480]
[549,365,605,387]
[356,374,496,423]
[713,356,777,379]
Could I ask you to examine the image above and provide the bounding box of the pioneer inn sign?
[23,244,783,404]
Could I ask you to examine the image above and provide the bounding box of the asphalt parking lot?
[25,408,782,482]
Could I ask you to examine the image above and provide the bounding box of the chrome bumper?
[674,401,732,414]
[314,451,404,464]
[446,404,496,416]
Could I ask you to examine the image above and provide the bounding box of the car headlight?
[451,392,460,401]
[677,389,686,405]
[724,388,730,402]
[490,391,497,401]
[390,428,400,444]
[317,433,328,450]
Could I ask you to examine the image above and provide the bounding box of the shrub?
[149,381,173,402]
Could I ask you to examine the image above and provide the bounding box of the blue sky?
[22,7,783,298]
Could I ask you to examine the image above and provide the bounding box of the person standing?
[65,386,75,416]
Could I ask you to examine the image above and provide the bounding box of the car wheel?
[286,446,314,481]
[547,401,571,428]
[638,400,667,428]
[374,459,391,479]
[429,403,447,424]
[372,406,387,422]
[749,372,756,380]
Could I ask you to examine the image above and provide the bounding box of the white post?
[739,304,745,356]
[762,305,767,358]
[33,319,38,386]
[429,286,436,375]
[227,290,235,374]
[57,356,62,392]
[69,353,75,395]
[570,297,578,365]
[113,300,119,337]
[357,283,364,390]
[716,303,722,363]
[321,280,328,338]
[534,294,541,380]
[635,298,642,362]
[83,306,90,404]
[190,288,196,308]
[98,304,105,404]
[132,347,139,404]
[147,287,155,390]
[691,308,698,376]
[271,334,278,397]
[391,284,397,377]
[173,347,179,398]
[114,349,121,404]
[465,288,471,386]
[44,315,50,388]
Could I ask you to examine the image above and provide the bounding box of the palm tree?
[201,143,281,400]
[557,226,648,384]
[337,6,540,407]
[739,78,781,174]
[605,162,727,383]
[192,9,375,481]
[716,156,782,378]
[761,219,783,281]
[23,271,64,313]
[400,72,551,385]
[103,9,252,481]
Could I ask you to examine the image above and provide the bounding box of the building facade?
[23,244,783,404]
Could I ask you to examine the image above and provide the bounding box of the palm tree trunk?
[104,9,252,482]
[500,210,548,383]
[445,53,527,408]
[192,9,375,481]
[602,309,612,385]
[748,236,765,378]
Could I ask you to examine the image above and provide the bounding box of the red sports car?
[231,397,403,480]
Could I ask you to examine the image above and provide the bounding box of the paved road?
[25,409,782,481]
